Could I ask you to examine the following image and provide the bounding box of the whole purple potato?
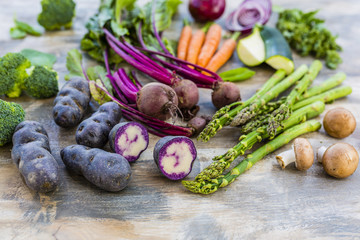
[61,145,132,192]
[53,78,90,128]
[76,102,122,148]
[11,121,59,193]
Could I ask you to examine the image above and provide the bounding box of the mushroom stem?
[276,148,296,169]
[317,146,327,163]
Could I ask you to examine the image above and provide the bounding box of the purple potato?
[11,121,59,193]
[76,102,122,148]
[153,136,197,180]
[61,145,132,192]
[109,122,149,162]
[53,78,90,128]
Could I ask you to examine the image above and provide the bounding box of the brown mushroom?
[317,146,327,163]
[323,108,356,138]
[322,142,359,178]
[276,138,314,170]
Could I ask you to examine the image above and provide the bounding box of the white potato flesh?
[117,125,147,157]
[160,142,193,174]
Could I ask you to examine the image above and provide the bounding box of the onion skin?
[189,0,226,22]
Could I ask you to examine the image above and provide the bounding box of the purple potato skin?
[211,82,241,109]
[153,136,197,180]
[53,78,90,128]
[76,102,122,148]
[61,145,132,192]
[11,121,59,193]
[108,122,149,162]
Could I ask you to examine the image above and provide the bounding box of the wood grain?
[1,0,360,239]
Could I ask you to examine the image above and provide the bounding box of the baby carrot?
[186,22,212,66]
[197,23,222,67]
[177,19,192,60]
[205,32,241,73]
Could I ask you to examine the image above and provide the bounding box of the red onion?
[225,0,272,33]
[189,0,226,22]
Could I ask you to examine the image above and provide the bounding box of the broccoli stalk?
[0,100,25,146]
[0,53,31,98]
[37,0,76,31]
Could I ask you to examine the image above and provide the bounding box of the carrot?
[186,22,212,66]
[197,23,222,67]
[205,32,241,73]
[177,19,192,60]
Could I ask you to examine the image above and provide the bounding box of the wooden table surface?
[1,0,360,239]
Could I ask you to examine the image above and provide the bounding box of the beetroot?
[211,82,241,109]
[172,79,199,110]
[109,122,149,162]
[136,82,179,121]
[187,116,210,135]
[153,136,197,180]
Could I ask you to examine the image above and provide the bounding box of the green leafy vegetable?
[10,19,42,39]
[37,0,76,31]
[64,49,85,80]
[89,80,112,104]
[87,65,113,94]
[10,28,26,39]
[20,49,56,68]
[81,0,181,63]
[80,0,136,63]
[14,19,42,36]
[65,49,114,94]
[277,9,342,69]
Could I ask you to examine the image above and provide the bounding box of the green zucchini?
[236,27,265,67]
[260,26,294,75]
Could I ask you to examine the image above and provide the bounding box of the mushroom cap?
[322,142,359,178]
[323,108,356,139]
[293,138,314,170]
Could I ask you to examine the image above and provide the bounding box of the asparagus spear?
[183,119,322,194]
[244,71,347,135]
[266,60,322,136]
[189,101,325,183]
[298,72,346,101]
[239,97,286,135]
[198,69,287,142]
[293,85,352,110]
[230,64,308,127]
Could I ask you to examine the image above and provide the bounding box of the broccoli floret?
[24,66,59,99]
[0,53,31,98]
[37,0,76,31]
[0,99,25,146]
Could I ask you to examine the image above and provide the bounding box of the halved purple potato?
[109,122,149,162]
[153,136,197,180]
